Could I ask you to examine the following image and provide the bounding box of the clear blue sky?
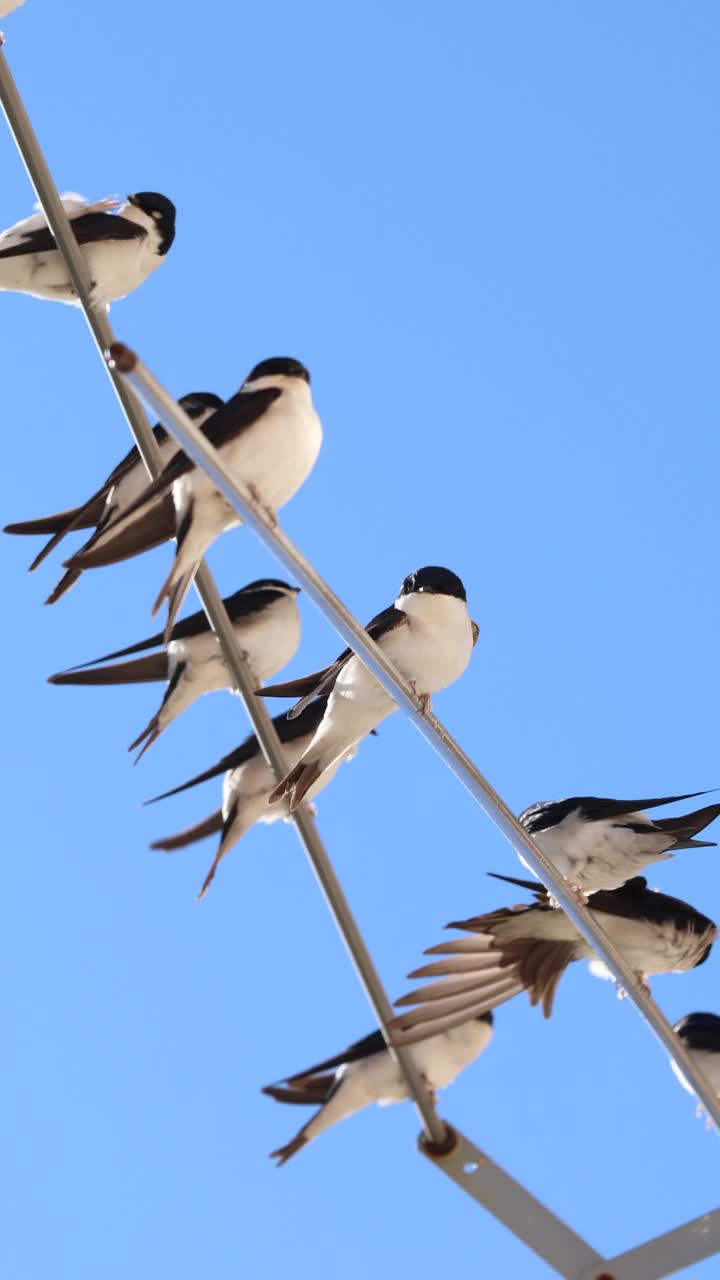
[1,3,719,1277]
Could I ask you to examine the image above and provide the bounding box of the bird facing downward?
[47,580,302,762]
[391,874,717,1042]
[263,1014,494,1165]
[257,565,478,811]
[62,357,322,639]
[3,391,223,604]
[518,791,720,897]
[144,699,364,898]
[0,191,175,304]
[671,1012,720,1120]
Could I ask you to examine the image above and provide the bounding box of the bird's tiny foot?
[548,882,588,910]
[87,282,105,312]
[615,972,650,1000]
[247,483,278,527]
[408,680,431,715]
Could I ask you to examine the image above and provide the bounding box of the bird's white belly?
[592,913,713,975]
[672,1048,720,1097]
[529,822,672,893]
[238,596,301,683]
[0,236,154,303]
[221,399,322,513]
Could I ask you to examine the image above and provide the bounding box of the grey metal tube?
[0,40,446,1146]
[111,342,720,1133]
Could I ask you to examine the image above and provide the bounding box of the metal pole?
[110,343,720,1134]
[0,39,445,1147]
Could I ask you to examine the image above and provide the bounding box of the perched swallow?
[4,391,223,604]
[47,579,301,761]
[392,874,717,1042]
[518,792,720,897]
[0,191,175,304]
[63,357,322,638]
[145,699,362,897]
[262,1013,494,1166]
[671,1013,720,1113]
[258,566,478,811]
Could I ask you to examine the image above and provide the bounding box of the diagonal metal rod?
[111,342,720,1136]
[0,37,445,1147]
[1,32,716,1280]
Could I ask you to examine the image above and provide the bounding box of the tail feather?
[151,809,223,852]
[196,799,249,899]
[129,659,186,759]
[131,719,161,764]
[152,500,198,641]
[268,758,322,811]
[45,566,82,605]
[269,1131,310,1167]
[28,495,106,571]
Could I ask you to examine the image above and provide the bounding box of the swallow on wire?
[262,1013,494,1166]
[257,566,478,812]
[47,579,301,762]
[671,1013,720,1124]
[391,874,717,1042]
[0,191,175,304]
[4,392,223,604]
[145,700,363,897]
[518,792,720,898]
[62,357,322,639]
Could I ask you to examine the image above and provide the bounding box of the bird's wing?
[642,802,720,847]
[258,606,408,718]
[143,741,262,805]
[88,386,283,535]
[150,810,224,852]
[392,897,581,1041]
[56,602,220,670]
[0,209,146,259]
[521,791,715,832]
[48,652,168,686]
[281,1030,388,1083]
[63,493,176,569]
[261,1075,335,1106]
[4,502,101,537]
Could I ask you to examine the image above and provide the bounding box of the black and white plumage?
[63,357,322,639]
[671,1013,720,1111]
[262,1013,494,1166]
[47,580,301,762]
[4,391,223,604]
[392,874,717,1042]
[518,792,720,897]
[145,700,361,897]
[0,192,175,304]
[258,566,478,811]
